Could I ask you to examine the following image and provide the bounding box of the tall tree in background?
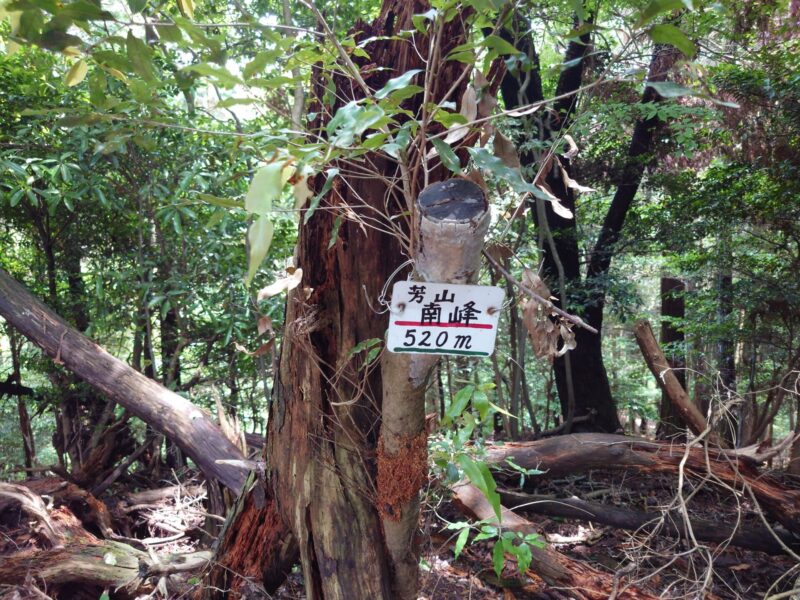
[500,12,681,432]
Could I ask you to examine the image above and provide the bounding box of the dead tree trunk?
[0,267,247,493]
[634,319,720,444]
[380,179,490,599]
[497,488,800,556]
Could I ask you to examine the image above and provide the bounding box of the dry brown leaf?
[533,157,573,219]
[442,86,478,145]
[520,269,577,360]
[493,131,521,169]
[485,243,513,264]
[234,339,274,357]
[462,169,489,198]
[257,315,273,336]
[507,104,541,117]
[558,157,595,194]
[562,134,579,159]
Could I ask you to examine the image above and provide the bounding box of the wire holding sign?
[387,281,504,357]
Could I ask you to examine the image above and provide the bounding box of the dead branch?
[485,433,800,535]
[498,488,800,556]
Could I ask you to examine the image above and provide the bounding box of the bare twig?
[482,249,598,334]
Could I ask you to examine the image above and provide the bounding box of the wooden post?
[634,319,723,446]
[379,179,490,599]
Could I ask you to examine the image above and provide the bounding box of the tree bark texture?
[261,4,480,599]
[485,433,800,534]
[0,267,247,493]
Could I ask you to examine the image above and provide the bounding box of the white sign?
[387,281,504,357]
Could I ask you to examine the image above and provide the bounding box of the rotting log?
[379,179,491,599]
[633,319,720,444]
[453,483,657,600]
[0,540,210,592]
[0,267,247,493]
[498,488,800,556]
[485,433,800,535]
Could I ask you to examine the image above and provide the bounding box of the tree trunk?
[379,179,490,599]
[657,277,688,438]
[0,267,247,493]
[207,2,478,597]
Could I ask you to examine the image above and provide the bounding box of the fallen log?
[453,483,657,600]
[0,540,210,593]
[0,485,211,595]
[485,433,800,535]
[498,488,800,556]
[123,483,206,507]
[0,268,246,493]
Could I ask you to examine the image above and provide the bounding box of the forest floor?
[277,469,800,600]
[1,468,799,599]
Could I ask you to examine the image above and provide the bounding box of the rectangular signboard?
[386,281,504,357]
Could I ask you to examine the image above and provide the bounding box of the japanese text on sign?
[387,281,504,357]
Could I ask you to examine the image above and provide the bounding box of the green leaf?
[327,101,387,147]
[430,138,462,174]
[216,97,258,108]
[157,22,183,43]
[127,0,146,14]
[454,527,469,560]
[243,51,271,79]
[649,24,695,57]
[245,162,285,216]
[645,81,698,98]
[245,215,274,286]
[196,192,243,210]
[65,59,88,87]
[445,384,474,421]
[374,68,422,100]
[492,540,505,577]
[9,189,24,207]
[177,0,194,19]
[472,389,489,421]
[636,0,688,27]
[304,167,338,224]
[483,35,520,56]
[412,8,437,33]
[183,63,243,87]
[328,215,343,249]
[126,32,156,83]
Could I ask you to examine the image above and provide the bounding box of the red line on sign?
[394,321,493,329]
